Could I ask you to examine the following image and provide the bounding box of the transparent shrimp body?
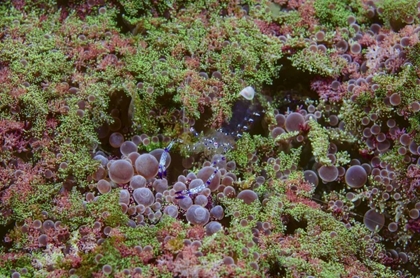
[175,156,225,199]
[158,140,175,178]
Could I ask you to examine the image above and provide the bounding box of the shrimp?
[175,156,225,199]
[158,140,176,178]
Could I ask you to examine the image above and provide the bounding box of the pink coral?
[296,1,318,31]
[254,20,281,36]
[407,218,420,233]
[284,181,320,209]
[0,120,28,153]
[310,77,346,102]
[405,164,420,197]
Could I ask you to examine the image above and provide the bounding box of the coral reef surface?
[1,0,420,277]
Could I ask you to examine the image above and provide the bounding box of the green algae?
[86,190,129,228]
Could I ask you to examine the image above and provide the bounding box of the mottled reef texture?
[1,0,420,277]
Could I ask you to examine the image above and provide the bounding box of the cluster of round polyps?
[361,114,393,154]
[361,155,420,233]
[269,83,420,242]
[270,110,307,139]
[167,156,264,233]
[93,135,173,182]
[332,13,418,81]
[166,155,228,227]
[268,104,348,186]
[270,103,344,145]
[267,93,419,238]
[18,219,69,255]
[90,136,259,230]
[90,136,175,225]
